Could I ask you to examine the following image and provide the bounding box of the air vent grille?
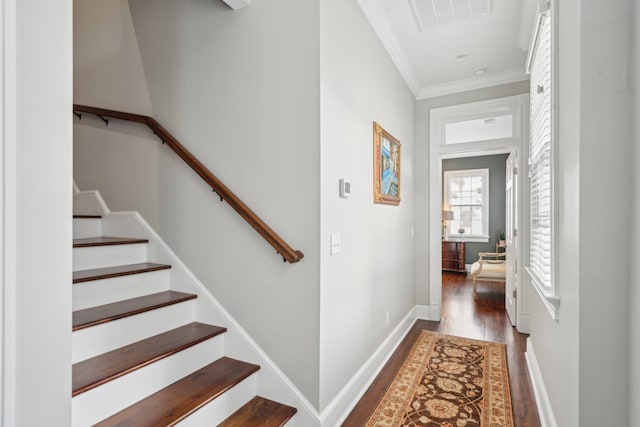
[408,0,492,32]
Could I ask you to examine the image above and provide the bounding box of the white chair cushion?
[471,261,506,279]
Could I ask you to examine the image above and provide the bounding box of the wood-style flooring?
[342,272,540,427]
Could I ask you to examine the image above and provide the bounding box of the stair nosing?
[73,262,171,284]
[94,357,260,426]
[73,237,149,248]
[72,322,227,396]
[72,290,196,331]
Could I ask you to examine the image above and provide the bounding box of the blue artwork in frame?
[373,122,401,205]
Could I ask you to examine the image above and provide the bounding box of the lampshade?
[442,210,454,220]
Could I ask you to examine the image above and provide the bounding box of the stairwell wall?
[319,0,416,413]
[74,0,323,408]
[73,0,161,229]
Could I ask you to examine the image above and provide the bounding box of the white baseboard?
[429,304,441,321]
[416,305,430,320]
[465,263,472,272]
[524,338,557,427]
[320,307,416,427]
[517,313,530,334]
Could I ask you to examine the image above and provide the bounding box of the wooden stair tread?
[218,396,297,427]
[72,322,226,396]
[95,357,260,426]
[73,262,171,284]
[73,236,149,248]
[73,290,196,331]
[73,214,102,218]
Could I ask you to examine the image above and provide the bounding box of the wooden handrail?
[73,104,304,264]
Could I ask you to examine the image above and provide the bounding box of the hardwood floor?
[342,272,540,427]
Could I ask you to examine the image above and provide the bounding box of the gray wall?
[528,0,632,425]
[319,0,416,411]
[442,154,508,264]
[75,0,322,408]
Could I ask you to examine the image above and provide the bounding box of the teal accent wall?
[442,153,509,264]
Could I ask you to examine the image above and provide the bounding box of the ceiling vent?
[408,0,492,32]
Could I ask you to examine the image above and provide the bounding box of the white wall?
[319,0,416,412]
[5,0,73,424]
[74,0,323,408]
[577,0,631,424]
[414,81,529,306]
[529,0,633,426]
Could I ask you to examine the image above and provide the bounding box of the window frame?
[525,3,560,321]
[443,168,490,242]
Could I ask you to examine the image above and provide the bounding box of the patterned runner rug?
[365,330,514,427]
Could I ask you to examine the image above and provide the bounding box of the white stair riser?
[73,244,148,271]
[73,300,196,363]
[72,337,225,427]
[73,269,170,311]
[175,373,258,427]
[73,218,102,239]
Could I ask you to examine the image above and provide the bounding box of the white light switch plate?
[331,233,341,255]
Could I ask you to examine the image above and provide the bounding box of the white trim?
[73,186,321,425]
[428,304,441,320]
[220,0,250,11]
[516,313,530,333]
[107,210,321,425]
[429,94,530,329]
[356,0,422,98]
[443,168,490,240]
[525,1,560,320]
[525,338,557,427]
[525,12,546,73]
[417,67,528,100]
[73,188,110,217]
[356,1,529,101]
[319,307,416,426]
[526,267,559,321]
[415,305,430,320]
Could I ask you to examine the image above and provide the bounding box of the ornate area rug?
[366,330,514,427]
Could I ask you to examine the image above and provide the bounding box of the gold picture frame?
[373,122,401,205]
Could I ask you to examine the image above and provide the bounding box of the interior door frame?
[428,94,531,333]
[505,151,518,325]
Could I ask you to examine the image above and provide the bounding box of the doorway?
[429,94,531,333]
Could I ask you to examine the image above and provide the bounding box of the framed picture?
[373,122,401,205]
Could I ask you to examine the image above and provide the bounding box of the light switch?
[331,232,341,255]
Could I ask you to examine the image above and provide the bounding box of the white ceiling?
[357,0,539,99]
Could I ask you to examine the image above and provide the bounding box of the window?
[445,114,514,145]
[443,169,489,242]
[526,7,559,319]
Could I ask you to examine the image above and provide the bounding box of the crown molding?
[357,0,421,98]
[417,67,529,100]
[357,0,530,101]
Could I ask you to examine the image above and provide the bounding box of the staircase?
[72,187,299,426]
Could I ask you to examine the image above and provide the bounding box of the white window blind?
[528,12,553,290]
